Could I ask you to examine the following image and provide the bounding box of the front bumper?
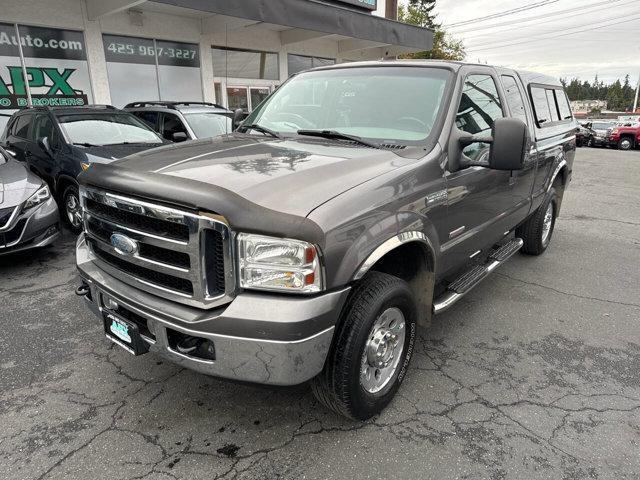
[76,234,349,385]
[0,197,60,255]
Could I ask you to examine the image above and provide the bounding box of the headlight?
[22,184,50,212]
[237,233,323,293]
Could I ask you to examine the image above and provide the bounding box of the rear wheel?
[517,189,556,255]
[311,272,417,420]
[618,137,633,151]
[62,184,83,233]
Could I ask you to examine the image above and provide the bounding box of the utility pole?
[634,71,640,113]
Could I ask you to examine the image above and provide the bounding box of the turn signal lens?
[237,233,323,293]
[80,162,91,171]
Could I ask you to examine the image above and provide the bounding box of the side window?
[500,75,528,125]
[546,90,560,122]
[531,87,552,126]
[160,113,188,141]
[31,115,54,142]
[556,90,572,120]
[133,111,159,131]
[456,74,503,162]
[14,115,32,139]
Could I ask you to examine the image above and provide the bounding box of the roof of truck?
[308,60,563,87]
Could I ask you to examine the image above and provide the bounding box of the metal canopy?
[150,0,433,51]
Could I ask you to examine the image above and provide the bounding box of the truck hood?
[0,159,42,207]
[113,135,411,217]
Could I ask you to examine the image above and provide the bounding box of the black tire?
[587,136,594,147]
[618,137,633,151]
[61,184,83,233]
[311,271,417,420]
[517,189,557,256]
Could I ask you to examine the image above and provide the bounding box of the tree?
[398,0,465,61]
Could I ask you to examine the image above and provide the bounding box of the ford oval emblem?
[110,233,138,256]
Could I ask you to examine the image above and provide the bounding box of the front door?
[441,71,515,274]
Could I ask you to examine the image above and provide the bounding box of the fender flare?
[547,159,567,192]
[352,230,436,281]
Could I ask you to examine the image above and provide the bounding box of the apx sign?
[0,66,88,108]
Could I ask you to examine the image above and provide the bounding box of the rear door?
[499,73,537,219]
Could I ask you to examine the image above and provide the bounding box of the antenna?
[225,22,229,134]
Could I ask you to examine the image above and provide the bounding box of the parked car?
[125,101,233,141]
[586,121,614,147]
[0,146,60,254]
[607,124,640,150]
[76,60,575,420]
[576,122,595,147]
[0,105,166,232]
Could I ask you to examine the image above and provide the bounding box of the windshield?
[184,112,233,139]
[592,122,611,130]
[242,66,451,145]
[57,113,162,146]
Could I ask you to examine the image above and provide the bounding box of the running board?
[433,238,524,314]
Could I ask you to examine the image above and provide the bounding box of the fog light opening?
[167,328,216,361]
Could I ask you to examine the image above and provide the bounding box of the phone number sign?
[102,34,200,68]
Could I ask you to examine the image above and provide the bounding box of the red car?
[608,125,640,150]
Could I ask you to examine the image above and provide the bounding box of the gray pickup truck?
[76,61,575,420]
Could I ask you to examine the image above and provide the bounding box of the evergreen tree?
[398,0,465,61]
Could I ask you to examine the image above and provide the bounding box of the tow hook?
[75,283,90,297]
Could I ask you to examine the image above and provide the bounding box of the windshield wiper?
[240,124,281,138]
[297,129,381,149]
[73,142,100,147]
[100,141,159,146]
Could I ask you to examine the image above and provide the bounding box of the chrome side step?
[433,238,524,314]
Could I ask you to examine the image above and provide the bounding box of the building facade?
[0,0,432,131]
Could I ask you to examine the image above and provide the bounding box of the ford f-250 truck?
[607,124,639,150]
[76,61,575,420]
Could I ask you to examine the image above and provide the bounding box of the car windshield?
[57,113,162,146]
[184,112,233,139]
[242,66,451,145]
[592,122,611,130]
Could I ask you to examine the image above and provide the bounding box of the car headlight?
[237,233,323,293]
[22,184,51,212]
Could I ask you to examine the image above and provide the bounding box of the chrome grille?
[81,187,235,309]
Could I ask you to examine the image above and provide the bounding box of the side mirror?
[232,108,244,131]
[172,131,188,142]
[37,137,53,157]
[487,118,528,170]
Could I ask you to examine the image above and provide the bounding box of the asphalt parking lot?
[1,147,639,480]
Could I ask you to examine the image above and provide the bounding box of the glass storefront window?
[287,54,336,76]
[226,86,249,112]
[0,23,93,127]
[102,34,202,108]
[212,47,278,80]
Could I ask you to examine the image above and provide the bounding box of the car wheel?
[311,271,417,420]
[587,136,594,147]
[618,138,633,151]
[62,184,83,233]
[517,189,556,256]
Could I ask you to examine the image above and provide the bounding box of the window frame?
[528,83,573,129]
[12,113,33,140]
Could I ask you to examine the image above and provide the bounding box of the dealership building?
[0,0,433,131]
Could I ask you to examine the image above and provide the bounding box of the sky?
[421,0,640,85]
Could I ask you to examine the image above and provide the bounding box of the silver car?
[0,147,60,255]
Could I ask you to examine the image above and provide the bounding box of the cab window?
[456,74,503,162]
[500,75,528,125]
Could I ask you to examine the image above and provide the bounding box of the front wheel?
[587,136,594,147]
[311,272,417,420]
[618,137,633,151]
[62,184,83,233]
[517,189,556,255]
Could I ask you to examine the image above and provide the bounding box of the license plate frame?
[103,310,149,356]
